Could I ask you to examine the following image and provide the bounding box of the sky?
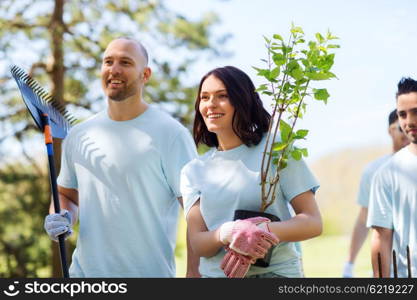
[2,0,417,164]
[167,0,417,162]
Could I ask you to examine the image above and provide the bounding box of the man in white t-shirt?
[43,37,198,277]
[343,110,408,277]
[367,77,417,277]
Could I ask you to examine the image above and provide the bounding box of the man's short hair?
[388,109,398,126]
[396,77,417,98]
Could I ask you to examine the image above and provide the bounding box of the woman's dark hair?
[193,66,271,148]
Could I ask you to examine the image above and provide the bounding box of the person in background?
[368,77,417,277]
[343,109,409,277]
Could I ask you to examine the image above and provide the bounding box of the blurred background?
[1,0,416,277]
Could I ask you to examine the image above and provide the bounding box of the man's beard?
[108,81,138,102]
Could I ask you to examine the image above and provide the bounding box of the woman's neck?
[216,131,243,151]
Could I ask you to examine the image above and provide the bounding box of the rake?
[10,65,77,278]
[377,246,413,278]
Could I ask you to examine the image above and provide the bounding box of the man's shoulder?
[362,154,391,177]
[147,105,187,131]
[371,155,398,184]
[391,146,415,162]
[66,111,104,138]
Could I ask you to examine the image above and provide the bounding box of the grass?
[301,234,372,277]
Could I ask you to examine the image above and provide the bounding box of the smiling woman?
[199,75,236,148]
[181,66,322,278]
[193,66,271,151]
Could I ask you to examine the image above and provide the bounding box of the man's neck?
[407,143,417,156]
[107,96,148,121]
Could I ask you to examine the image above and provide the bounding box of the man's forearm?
[348,207,369,262]
[49,186,79,224]
[371,227,393,277]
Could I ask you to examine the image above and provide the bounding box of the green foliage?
[257,24,339,211]
[0,163,50,277]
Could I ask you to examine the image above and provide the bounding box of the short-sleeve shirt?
[58,105,197,277]
[357,155,391,207]
[180,136,319,277]
[367,147,417,277]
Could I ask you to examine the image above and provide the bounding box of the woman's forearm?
[189,227,225,258]
[268,213,322,242]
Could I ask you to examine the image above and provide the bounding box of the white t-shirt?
[367,147,417,277]
[357,155,391,207]
[181,136,319,277]
[58,105,197,277]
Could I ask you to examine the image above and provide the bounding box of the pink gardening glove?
[220,247,256,278]
[218,216,279,258]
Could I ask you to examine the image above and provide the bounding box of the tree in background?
[0,0,229,277]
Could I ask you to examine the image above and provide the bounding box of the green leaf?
[322,53,335,71]
[279,158,288,169]
[291,149,302,161]
[305,71,333,81]
[270,67,280,79]
[280,119,293,142]
[308,41,317,50]
[295,129,309,139]
[255,84,268,92]
[290,67,304,80]
[272,53,286,66]
[295,78,308,85]
[282,82,291,93]
[263,35,271,44]
[273,34,283,41]
[313,88,330,101]
[254,67,271,79]
[287,60,299,71]
[291,26,304,35]
[328,44,340,48]
[326,30,339,40]
[272,142,287,151]
[300,148,308,157]
[315,33,325,43]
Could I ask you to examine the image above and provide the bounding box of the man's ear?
[142,67,152,82]
[388,124,394,137]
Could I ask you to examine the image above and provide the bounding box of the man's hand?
[44,209,73,242]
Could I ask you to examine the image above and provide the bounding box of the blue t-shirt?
[180,136,319,277]
[357,155,391,207]
[58,105,197,277]
[367,147,417,277]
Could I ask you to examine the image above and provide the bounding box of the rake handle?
[42,114,70,278]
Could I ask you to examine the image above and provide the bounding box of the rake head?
[10,65,77,139]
